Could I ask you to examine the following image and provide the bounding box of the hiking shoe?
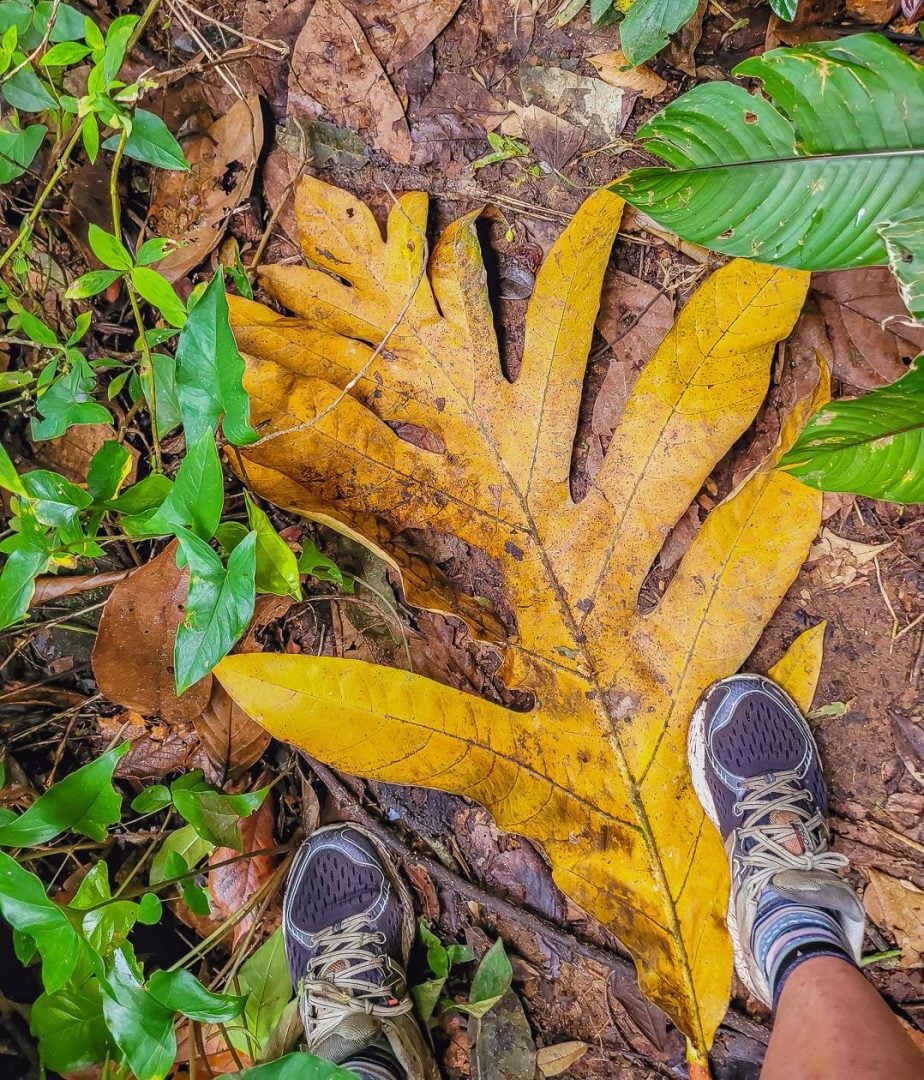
[688,674,865,1005]
[282,823,437,1077]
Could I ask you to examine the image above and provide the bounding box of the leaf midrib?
[630,145,924,179]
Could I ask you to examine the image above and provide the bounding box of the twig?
[873,555,900,643]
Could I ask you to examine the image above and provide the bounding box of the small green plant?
[412,921,513,1023]
[472,131,532,172]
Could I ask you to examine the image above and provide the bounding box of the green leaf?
[0,442,27,496]
[137,237,175,266]
[170,770,267,850]
[2,65,55,111]
[469,937,512,1008]
[15,305,58,346]
[149,823,213,885]
[0,743,127,846]
[137,892,163,925]
[131,784,172,814]
[40,39,91,65]
[0,851,84,992]
[140,351,183,438]
[769,0,798,17]
[131,266,187,328]
[87,440,133,502]
[218,1052,359,1080]
[175,269,259,446]
[419,918,450,979]
[127,430,224,540]
[65,268,121,299]
[0,544,49,629]
[82,899,138,956]
[41,2,87,41]
[102,952,176,1080]
[615,34,924,270]
[242,494,302,599]
[411,976,445,1023]
[0,122,46,184]
[22,468,92,528]
[101,13,136,83]
[779,357,924,503]
[84,15,104,50]
[148,969,246,1023]
[106,472,173,515]
[104,108,188,171]
[174,527,257,694]
[228,249,253,299]
[32,978,113,1073]
[71,861,111,908]
[297,539,349,589]
[619,0,699,66]
[879,206,924,321]
[88,223,133,272]
[228,928,293,1059]
[31,354,112,440]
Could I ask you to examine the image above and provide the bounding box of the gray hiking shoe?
[688,674,865,1005]
[282,823,437,1077]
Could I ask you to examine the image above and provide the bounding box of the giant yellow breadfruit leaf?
[216,177,822,1061]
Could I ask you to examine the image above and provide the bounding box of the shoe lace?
[300,910,412,1049]
[735,769,848,905]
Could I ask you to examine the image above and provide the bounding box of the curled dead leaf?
[863,870,924,967]
[149,96,264,282]
[536,1040,589,1077]
[92,541,212,723]
[589,51,666,98]
[195,682,272,782]
[31,568,133,608]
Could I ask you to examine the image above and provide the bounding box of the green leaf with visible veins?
[0,851,85,992]
[218,494,302,599]
[780,357,924,503]
[125,431,223,540]
[228,928,293,1059]
[619,0,699,65]
[0,123,47,184]
[768,0,798,18]
[103,109,188,171]
[0,545,48,629]
[101,951,176,1080]
[616,34,924,269]
[173,528,257,693]
[0,744,127,846]
[32,978,113,1074]
[879,206,924,321]
[175,269,259,447]
[170,770,267,850]
[148,969,246,1023]
[31,354,112,440]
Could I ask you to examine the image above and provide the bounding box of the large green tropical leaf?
[879,206,924,321]
[779,357,924,503]
[616,35,924,270]
[619,0,699,65]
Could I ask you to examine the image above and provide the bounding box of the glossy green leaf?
[0,545,49,629]
[88,223,133,272]
[170,770,267,850]
[15,306,58,345]
[780,357,924,503]
[137,237,175,266]
[2,65,55,111]
[148,969,246,1023]
[0,851,84,992]
[175,269,258,446]
[228,928,293,1058]
[126,431,223,540]
[31,354,112,439]
[0,743,127,846]
[102,952,176,1080]
[619,0,699,65]
[40,39,91,64]
[468,937,512,1011]
[149,823,213,885]
[616,35,924,269]
[71,861,112,908]
[0,123,46,184]
[82,899,139,956]
[411,977,445,1023]
[106,472,173,515]
[101,13,136,83]
[136,351,183,438]
[219,1053,358,1080]
[103,109,188,171]
[22,468,92,528]
[87,441,132,501]
[769,0,798,19]
[879,206,924,321]
[65,268,121,300]
[174,527,257,693]
[137,892,163,925]
[240,494,301,598]
[0,442,27,496]
[297,539,350,589]
[32,978,113,1073]
[131,266,187,328]
[131,784,172,814]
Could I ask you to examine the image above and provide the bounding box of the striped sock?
[341,1043,405,1080]
[752,887,856,1009]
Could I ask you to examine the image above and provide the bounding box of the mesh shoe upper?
[688,674,864,1004]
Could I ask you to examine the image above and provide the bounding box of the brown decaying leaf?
[810,269,924,390]
[289,0,412,164]
[500,102,584,170]
[92,541,212,723]
[218,178,824,1055]
[342,0,464,74]
[535,1041,589,1077]
[518,65,633,146]
[863,870,924,967]
[765,0,841,49]
[195,682,272,782]
[845,0,901,20]
[589,50,667,98]
[664,0,707,75]
[32,423,138,486]
[471,992,536,1080]
[209,785,278,947]
[97,710,204,780]
[31,568,133,608]
[149,96,264,283]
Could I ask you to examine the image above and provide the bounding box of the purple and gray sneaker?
[282,823,437,1078]
[688,674,865,1006]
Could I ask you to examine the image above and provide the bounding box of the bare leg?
[763,956,923,1080]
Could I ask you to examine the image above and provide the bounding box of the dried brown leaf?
[343,0,464,74]
[536,1041,589,1077]
[195,682,272,782]
[664,0,707,75]
[289,0,412,164]
[97,710,204,780]
[92,541,212,723]
[32,423,138,486]
[588,50,666,98]
[846,0,901,20]
[518,65,633,146]
[864,870,924,967]
[765,0,841,49]
[149,96,264,282]
[31,568,133,608]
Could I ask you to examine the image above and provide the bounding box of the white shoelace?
[735,769,848,905]
[301,910,412,1049]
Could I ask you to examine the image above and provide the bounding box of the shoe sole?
[687,673,787,1005]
